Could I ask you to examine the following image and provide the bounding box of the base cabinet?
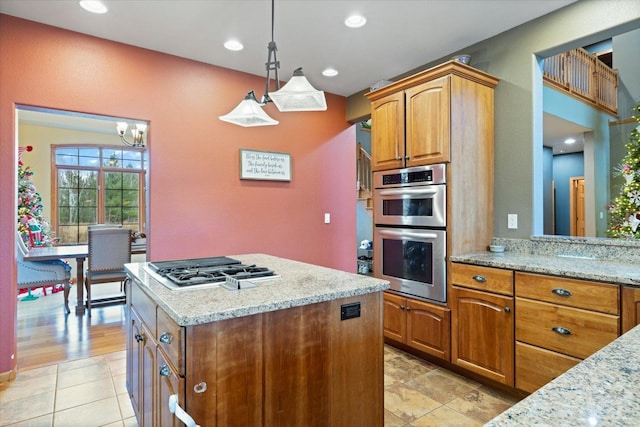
[384,292,450,360]
[450,264,515,386]
[127,277,384,427]
[622,286,640,333]
[515,272,620,393]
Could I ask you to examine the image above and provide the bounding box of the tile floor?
[0,344,519,426]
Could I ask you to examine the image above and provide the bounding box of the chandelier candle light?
[219,0,326,127]
[116,122,147,147]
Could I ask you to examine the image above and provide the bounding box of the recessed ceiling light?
[564,138,576,144]
[224,40,244,51]
[79,0,108,14]
[345,14,366,28]
[322,68,338,77]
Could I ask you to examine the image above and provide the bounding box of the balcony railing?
[543,48,618,116]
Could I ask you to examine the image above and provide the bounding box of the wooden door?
[371,92,404,171]
[406,298,451,360]
[570,177,585,236]
[405,76,450,166]
[383,292,407,342]
[451,286,514,386]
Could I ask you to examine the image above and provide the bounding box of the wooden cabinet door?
[622,286,640,333]
[451,286,514,386]
[383,292,406,342]
[157,350,185,427]
[406,299,451,360]
[141,321,156,427]
[405,76,450,167]
[371,92,404,171]
[128,309,143,423]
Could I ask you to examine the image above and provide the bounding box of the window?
[53,145,146,244]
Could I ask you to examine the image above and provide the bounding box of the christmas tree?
[607,101,640,239]
[18,146,57,247]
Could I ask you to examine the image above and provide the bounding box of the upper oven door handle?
[377,229,439,240]
[377,187,440,196]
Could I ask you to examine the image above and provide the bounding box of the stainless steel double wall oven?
[373,164,447,304]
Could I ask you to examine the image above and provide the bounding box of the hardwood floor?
[16,283,127,371]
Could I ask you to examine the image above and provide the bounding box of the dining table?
[24,245,89,315]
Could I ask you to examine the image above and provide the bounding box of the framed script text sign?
[240,149,292,181]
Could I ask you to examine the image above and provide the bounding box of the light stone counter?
[449,251,640,286]
[125,253,390,326]
[485,324,640,426]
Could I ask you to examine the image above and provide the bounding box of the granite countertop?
[485,324,640,426]
[125,253,390,326]
[450,251,640,286]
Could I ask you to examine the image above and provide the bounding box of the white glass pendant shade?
[219,91,279,127]
[270,68,327,112]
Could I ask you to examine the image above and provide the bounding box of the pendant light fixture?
[219,0,326,127]
[116,122,147,147]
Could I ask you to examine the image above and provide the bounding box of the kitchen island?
[124,254,390,427]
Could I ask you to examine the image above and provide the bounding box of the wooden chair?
[16,233,72,313]
[84,228,131,316]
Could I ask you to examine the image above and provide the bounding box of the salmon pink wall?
[0,15,355,376]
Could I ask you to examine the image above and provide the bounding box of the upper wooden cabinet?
[366,61,498,171]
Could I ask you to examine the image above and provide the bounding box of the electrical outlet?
[324,213,331,224]
[507,214,518,229]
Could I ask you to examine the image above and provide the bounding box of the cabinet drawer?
[157,308,185,376]
[516,298,619,359]
[132,283,157,334]
[516,272,619,314]
[515,341,580,393]
[451,264,513,296]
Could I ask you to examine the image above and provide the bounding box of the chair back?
[16,233,29,258]
[88,224,123,231]
[88,228,132,273]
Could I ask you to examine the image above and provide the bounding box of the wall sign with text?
[239,149,291,181]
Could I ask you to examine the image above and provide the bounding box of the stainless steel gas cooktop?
[145,256,278,290]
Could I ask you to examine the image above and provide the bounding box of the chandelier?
[116,122,146,147]
[219,0,326,127]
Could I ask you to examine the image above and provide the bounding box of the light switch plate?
[507,214,518,229]
[324,213,331,224]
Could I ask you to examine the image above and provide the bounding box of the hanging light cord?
[262,0,280,104]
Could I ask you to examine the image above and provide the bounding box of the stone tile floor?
[1,345,519,426]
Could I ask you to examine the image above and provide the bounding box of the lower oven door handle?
[377,229,439,240]
[378,187,440,196]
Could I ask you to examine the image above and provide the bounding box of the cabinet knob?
[472,275,487,283]
[134,333,144,343]
[405,306,411,311]
[552,288,572,297]
[552,326,572,335]
[159,364,172,377]
[400,305,406,310]
[504,307,511,313]
[404,156,410,160]
[159,332,174,344]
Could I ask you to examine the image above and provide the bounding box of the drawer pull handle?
[194,382,207,394]
[472,275,487,283]
[552,326,572,335]
[159,332,174,344]
[134,333,144,343]
[159,364,172,377]
[552,288,572,297]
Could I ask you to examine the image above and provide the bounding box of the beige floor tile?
[107,358,126,377]
[0,374,57,403]
[122,417,138,427]
[52,396,121,426]
[476,384,522,406]
[56,363,111,390]
[405,369,479,404]
[0,391,54,426]
[384,354,436,384]
[117,393,134,420]
[111,374,128,396]
[101,422,123,427]
[57,356,106,373]
[411,405,482,427]
[1,413,53,427]
[54,377,115,412]
[14,366,58,381]
[104,351,126,362]
[384,408,407,426]
[384,383,442,423]
[446,388,515,424]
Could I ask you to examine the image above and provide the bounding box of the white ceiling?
[543,113,590,155]
[0,0,576,97]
